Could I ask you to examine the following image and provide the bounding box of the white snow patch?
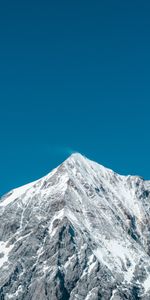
[88,260,96,274]
[49,209,65,237]
[67,209,79,225]
[93,248,111,270]
[7,285,22,299]
[40,172,68,198]
[42,263,50,274]
[110,289,118,299]
[64,254,76,269]
[124,261,136,283]
[105,239,137,281]
[0,181,36,207]
[0,241,13,268]
[107,240,131,265]
[84,288,97,300]
[17,232,32,242]
[143,274,150,292]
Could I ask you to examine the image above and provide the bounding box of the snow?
[84,288,98,300]
[0,241,13,268]
[7,285,23,299]
[0,165,61,208]
[42,263,50,274]
[124,263,136,283]
[0,181,36,207]
[67,209,79,225]
[1,152,150,296]
[88,260,96,274]
[49,208,65,237]
[106,240,131,265]
[143,274,150,292]
[64,254,76,269]
[110,289,118,299]
[93,248,111,270]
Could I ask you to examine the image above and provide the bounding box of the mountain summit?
[0,154,150,300]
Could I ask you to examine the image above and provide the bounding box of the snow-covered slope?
[0,153,150,300]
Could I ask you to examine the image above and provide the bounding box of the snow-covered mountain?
[0,153,150,300]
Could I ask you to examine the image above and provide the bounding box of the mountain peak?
[66,152,86,162]
[1,155,150,299]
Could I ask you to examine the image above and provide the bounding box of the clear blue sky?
[0,0,150,195]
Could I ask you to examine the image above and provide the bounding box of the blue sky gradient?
[0,0,150,195]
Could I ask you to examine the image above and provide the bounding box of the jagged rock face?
[0,154,150,300]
